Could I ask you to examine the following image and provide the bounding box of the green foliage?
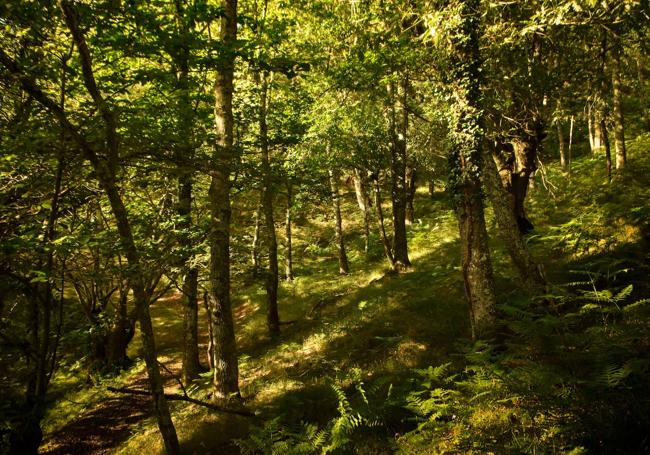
[397,278,650,454]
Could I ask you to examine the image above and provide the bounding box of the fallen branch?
[106,386,256,418]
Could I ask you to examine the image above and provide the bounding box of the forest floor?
[38,135,650,454]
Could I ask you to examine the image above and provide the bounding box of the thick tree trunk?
[405,163,416,225]
[329,169,349,275]
[352,169,371,253]
[208,0,240,401]
[373,174,396,271]
[448,0,497,339]
[484,148,547,293]
[611,44,626,169]
[388,79,410,269]
[285,182,294,281]
[259,71,279,336]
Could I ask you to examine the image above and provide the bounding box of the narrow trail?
[41,366,180,455]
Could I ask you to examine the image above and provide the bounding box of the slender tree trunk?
[557,121,567,170]
[428,179,435,198]
[448,0,496,338]
[174,0,202,384]
[259,71,279,336]
[0,36,185,452]
[251,198,262,274]
[373,174,396,271]
[59,3,183,451]
[405,163,416,225]
[208,0,240,401]
[285,182,294,281]
[588,103,596,151]
[352,169,371,253]
[388,78,410,269]
[484,148,546,293]
[611,44,626,169]
[601,119,612,182]
[329,169,349,275]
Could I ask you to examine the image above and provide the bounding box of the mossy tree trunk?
[447,0,497,339]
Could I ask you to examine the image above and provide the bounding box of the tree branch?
[106,386,256,417]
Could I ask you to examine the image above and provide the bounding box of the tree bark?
[352,169,371,253]
[259,71,279,336]
[557,121,567,170]
[285,182,294,281]
[251,197,262,274]
[388,78,410,269]
[173,0,202,385]
[484,147,547,293]
[373,174,396,271]
[329,169,349,275]
[601,119,612,182]
[208,0,240,401]
[611,43,626,169]
[448,0,496,338]
[58,3,183,451]
[405,163,416,225]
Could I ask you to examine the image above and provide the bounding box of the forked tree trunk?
[259,71,280,336]
[208,0,240,401]
[285,182,294,281]
[484,148,547,293]
[329,169,349,275]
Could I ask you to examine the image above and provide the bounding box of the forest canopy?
[1,0,650,453]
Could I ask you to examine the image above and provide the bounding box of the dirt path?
[41,365,180,455]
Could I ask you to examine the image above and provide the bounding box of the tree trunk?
[259,71,279,336]
[611,44,626,169]
[557,121,567,170]
[208,0,240,401]
[388,78,410,269]
[285,182,294,281]
[173,0,202,383]
[251,198,262,274]
[329,169,349,275]
[601,119,612,182]
[59,3,183,451]
[373,174,396,271]
[405,163,416,224]
[484,147,547,293]
[448,0,497,339]
[352,169,371,253]
[588,104,596,151]
[0,35,184,452]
